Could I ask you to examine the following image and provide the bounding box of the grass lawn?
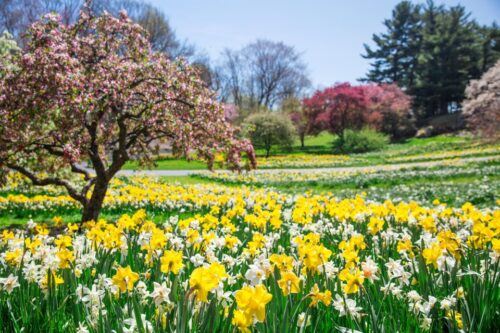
[0,210,187,227]
[255,131,337,155]
[122,133,498,170]
[123,157,208,170]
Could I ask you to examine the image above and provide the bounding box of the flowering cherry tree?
[0,7,255,222]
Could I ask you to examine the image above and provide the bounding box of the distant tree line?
[362,0,499,123]
[1,0,497,157]
[0,0,196,60]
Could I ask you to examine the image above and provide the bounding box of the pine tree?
[362,1,422,91]
[415,2,481,118]
[477,22,500,73]
[363,1,499,124]
[412,1,443,119]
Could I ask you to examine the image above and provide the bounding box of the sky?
[148,0,500,89]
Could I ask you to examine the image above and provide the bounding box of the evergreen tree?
[363,1,497,123]
[415,2,481,118]
[412,1,443,119]
[477,23,500,73]
[362,1,422,91]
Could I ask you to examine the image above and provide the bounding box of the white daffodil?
[150,282,171,306]
[244,264,266,286]
[0,274,20,294]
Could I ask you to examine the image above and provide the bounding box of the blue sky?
[148,0,500,89]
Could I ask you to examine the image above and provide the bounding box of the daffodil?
[112,266,139,293]
[234,284,273,322]
[309,284,332,307]
[160,250,184,275]
[278,271,301,296]
[422,243,443,269]
[189,263,227,302]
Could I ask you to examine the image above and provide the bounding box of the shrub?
[336,128,389,153]
[363,83,416,140]
[243,112,295,157]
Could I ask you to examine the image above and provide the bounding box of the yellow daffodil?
[112,266,139,293]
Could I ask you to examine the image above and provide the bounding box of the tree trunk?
[81,179,109,223]
[337,130,345,152]
[300,134,305,149]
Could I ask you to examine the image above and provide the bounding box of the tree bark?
[337,130,345,152]
[81,178,109,222]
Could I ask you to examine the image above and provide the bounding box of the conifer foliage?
[363,1,500,121]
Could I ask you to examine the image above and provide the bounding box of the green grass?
[254,131,337,156]
[123,157,208,170]
[0,205,196,227]
[121,133,498,171]
[157,175,222,186]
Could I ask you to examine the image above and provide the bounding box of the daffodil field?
[0,0,498,329]
[0,167,499,333]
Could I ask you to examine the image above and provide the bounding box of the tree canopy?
[302,83,414,146]
[0,0,196,60]
[303,83,369,145]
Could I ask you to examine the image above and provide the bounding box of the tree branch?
[71,163,93,181]
[6,163,87,205]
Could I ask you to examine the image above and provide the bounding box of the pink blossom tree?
[223,103,239,123]
[0,7,255,222]
[463,60,500,140]
[363,83,415,139]
[303,83,369,147]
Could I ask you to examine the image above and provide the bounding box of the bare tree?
[217,39,310,110]
[0,0,82,41]
[0,0,195,60]
[134,3,194,58]
[217,49,245,106]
